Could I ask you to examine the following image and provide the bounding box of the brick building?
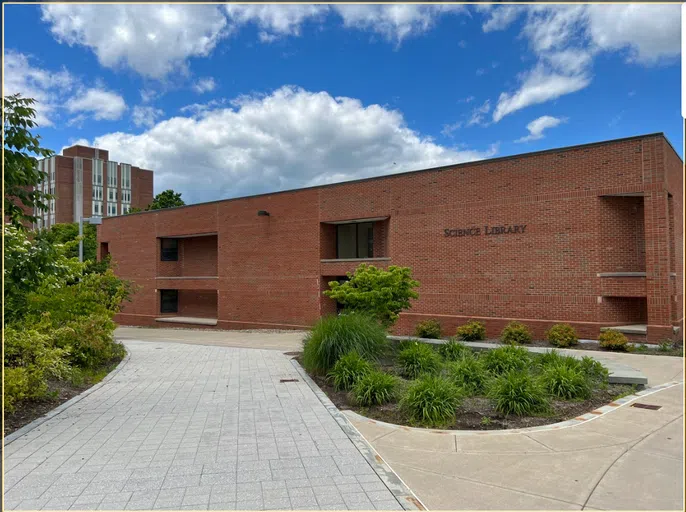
[31,145,153,229]
[98,133,683,343]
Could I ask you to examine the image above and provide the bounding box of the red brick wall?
[100,134,682,342]
[55,156,75,224]
[183,236,218,276]
[178,290,217,318]
[63,145,109,161]
[133,168,154,210]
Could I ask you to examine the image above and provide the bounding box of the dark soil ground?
[4,355,125,436]
[295,355,637,431]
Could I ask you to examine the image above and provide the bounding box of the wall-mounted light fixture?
[257,210,270,216]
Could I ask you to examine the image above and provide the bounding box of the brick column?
[643,189,673,342]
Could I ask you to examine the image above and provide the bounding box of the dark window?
[336,222,374,259]
[160,290,178,313]
[161,238,178,261]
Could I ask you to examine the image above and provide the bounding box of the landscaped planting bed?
[299,316,637,430]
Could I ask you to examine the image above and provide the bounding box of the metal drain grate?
[280,378,299,383]
[631,403,662,410]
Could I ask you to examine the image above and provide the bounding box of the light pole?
[79,216,102,262]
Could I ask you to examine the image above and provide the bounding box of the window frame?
[160,290,178,314]
[160,238,179,262]
[335,222,374,259]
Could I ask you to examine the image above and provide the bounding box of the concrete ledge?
[155,316,218,326]
[388,336,648,387]
[320,257,391,263]
[600,324,647,335]
[597,272,646,277]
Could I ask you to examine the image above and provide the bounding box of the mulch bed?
[4,356,125,437]
[294,355,636,431]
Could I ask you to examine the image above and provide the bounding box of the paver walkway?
[4,341,412,511]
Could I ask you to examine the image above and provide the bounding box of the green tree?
[35,222,97,261]
[324,264,420,328]
[148,189,185,210]
[3,94,54,229]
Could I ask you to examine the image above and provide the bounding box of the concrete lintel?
[321,257,391,263]
[155,316,218,326]
[597,272,647,277]
[322,216,389,225]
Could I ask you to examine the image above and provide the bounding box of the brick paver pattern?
[4,341,404,510]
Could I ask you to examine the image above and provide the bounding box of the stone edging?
[342,380,683,436]
[4,348,132,446]
[388,336,648,386]
[290,359,428,511]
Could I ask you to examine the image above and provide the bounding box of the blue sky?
[4,4,682,204]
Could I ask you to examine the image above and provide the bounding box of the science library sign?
[444,224,527,237]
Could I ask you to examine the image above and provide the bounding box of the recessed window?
[160,290,178,314]
[336,222,374,259]
[161,238,179,261]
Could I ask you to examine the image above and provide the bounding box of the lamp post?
[79,216,103,262]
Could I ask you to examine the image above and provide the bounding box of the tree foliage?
[127,189,185,214]
[324,264,420,328]
[3,94,54,229]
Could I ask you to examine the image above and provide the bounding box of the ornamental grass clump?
[401,375,463,427]
[302,313,388,374]
[446,357,489,395]
[579,356,610,385]
[500,321,533,345]
[535,350,581,372]
[414,319,442,339]
[353,371,398,406]
[541,364,591,400]
[438,339,472,362]
[598,329,629,351]
[546,323,578,348]
[328,352,373,391]
[455,320,487,341]
[397,342,442,379]
[481,345,530,375]
[488,370,549,416]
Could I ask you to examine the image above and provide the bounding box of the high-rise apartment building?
[32,145,154,229]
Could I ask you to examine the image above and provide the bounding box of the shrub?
[438,339,472,362]
[446,357,489,395]
[414,319,442,339]
[488,371,549,416]
[353,371,398,406]
[323,264,420,327]
[302,313,388,374]
[4,368,30,413]
[401,376,462,427]
[455,320,487,341]
[541,365,591,400]
[397,342,442,379]
[51,314,123,369]
[546,324,578,348]
[501,321,533,345]
[657,340,673,352]
[599,329,629,351]
[328,352,373,391]
[579,356,609,384]
[481,345,530,375]
[535,350,580,372]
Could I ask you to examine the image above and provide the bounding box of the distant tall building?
[32,145,153,229]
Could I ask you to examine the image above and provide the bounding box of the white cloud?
[192,77,217,94]
[466,100,491,126]
[493,65,590,123]
[225,4,329,41]
[66,88,127,121]
[480,5,681,122]
[132,105,164,128]
[41,4,230,79]
[3,51,74,126]
[334,5,464,45]
[515,115,566,143]
[88,86,498,204]
[441,121,462,137]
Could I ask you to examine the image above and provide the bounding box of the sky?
[4,4,683,205]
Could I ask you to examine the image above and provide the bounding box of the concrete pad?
[632,417,683,460]
[344,415,396,443]
[381,461,581,510]
[456,434,552,454]
[585,449,684,510]
[526,428,629,452]
[375,430,456,453]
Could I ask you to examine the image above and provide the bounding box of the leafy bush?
[446,357,489,394]
[438,339,472,362]
[658,340,673,352]
[414,319,442,339]
[51,315,125,369]
[323,264,420,327]
[302,313,388,374]
[397,342,442,379]
[488,371,549,416]
[481,345,530,375]
[353,371,398,406]
[599,329,629,351]
[541,364,591,400]
[501,321,533,345]
[546,324,578,348]
[328,352,373,391]
[3,328,71,412]
[401,375,462,427]
[455,320,486,341]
